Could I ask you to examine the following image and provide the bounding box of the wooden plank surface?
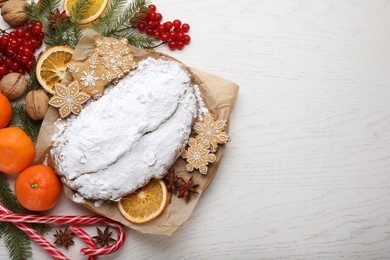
[1,0,390,259]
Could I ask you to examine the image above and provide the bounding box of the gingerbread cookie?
[194,113,230,152]
[49,81,90,119]
[67,53,111,99]
[95,38,137,81]
[182,138,216,175]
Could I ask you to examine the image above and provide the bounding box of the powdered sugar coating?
[51,58,199,202]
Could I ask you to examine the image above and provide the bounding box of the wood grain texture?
[1,0,390,259]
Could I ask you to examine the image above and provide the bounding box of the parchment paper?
[34,30,239,236]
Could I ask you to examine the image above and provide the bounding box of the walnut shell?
[25,90,49,121]
[0,73,28,101]
[0,0,9,8]
[1,0,28,28]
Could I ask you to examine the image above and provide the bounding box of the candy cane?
[70,226,97,260]
[0,203,126,259]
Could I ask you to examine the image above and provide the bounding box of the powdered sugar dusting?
[51,58,201,202]
[194,85,208,120]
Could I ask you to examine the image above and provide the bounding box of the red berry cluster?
[137,4,191,50]
[0,21,44,78]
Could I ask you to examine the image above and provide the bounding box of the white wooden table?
[2,0,390,259]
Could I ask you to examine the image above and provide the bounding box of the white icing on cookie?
[51,58,199,201]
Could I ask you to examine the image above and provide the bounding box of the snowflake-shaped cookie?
[67,53,111,99]
[182,138,216,175]
[49,81,90,119]
[194,113,230,152]
[94,38,137,81]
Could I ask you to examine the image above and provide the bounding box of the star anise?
[53,228,74,249]
[163,171,184,203]
[48,9,69,28]
[93,227,116,247]
[177,176,199,203]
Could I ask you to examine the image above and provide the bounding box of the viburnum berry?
[0,36,9,47]
[156,13,163,22]
[160,33,169,42]
[148,11,157,21]
[146,28,154,36]
[184,35,191,44]
[157,24,165,33]
[9,32,16,40]
[31,25,42,35]
[169,31,177,41]
[26,60,34,70]
[0,66,6,76]
[24,32,32,40]
[15,28,26,38]
[21,56,29,64]
[177,32,185,41]
[5,48,15,58]
[168,41,177,50]
[176,41,184,50]
[163,22,173,30]
[182,23,190,32]
[173,19,181,29]
[137,22,146,31]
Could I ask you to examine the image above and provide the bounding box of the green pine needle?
[92,0,129,36]
[0,174,25,213]
[2,223,32,260]
[9,104,42,143]
[115,29,156,48]
[24,1,43,22]
[70,0,93,23]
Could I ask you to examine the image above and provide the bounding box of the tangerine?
[0,127,35,174]
[15,165,62,211]
[0,92,12,129]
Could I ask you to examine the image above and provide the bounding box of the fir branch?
[92,0,128,35]
[2,223,32,260]
[107,0,148,36]
[93,0,151,38]
[39,0,61,26]
[24,1,43,22]
[44,19,71,48]
[45,0,94,48]
[71,0,93,23]
[114,29,156,48]
[0,174,25,213]
[9,104,41,143]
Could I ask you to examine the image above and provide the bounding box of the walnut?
[1,0,28,28]
[25,90,49,121]
[0,73,28,101]
[0,0,9,8]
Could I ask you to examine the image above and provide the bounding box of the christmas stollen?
[34,30,239,236]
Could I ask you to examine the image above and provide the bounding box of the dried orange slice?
[118,179,168,224]
[64,0,109,25]
[36,46,74,95]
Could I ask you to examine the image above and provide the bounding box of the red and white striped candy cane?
[0,203,126,259]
